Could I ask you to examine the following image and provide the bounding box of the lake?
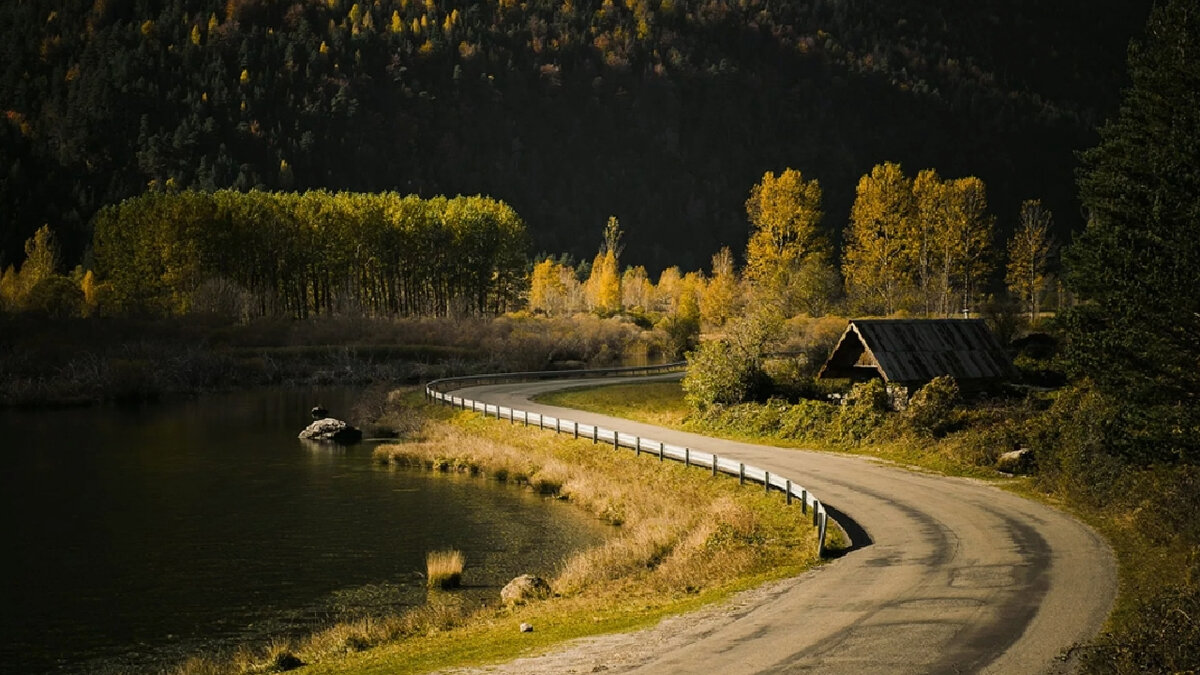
[0,386,607,674]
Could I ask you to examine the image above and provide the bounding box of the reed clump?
[426,549,466,589]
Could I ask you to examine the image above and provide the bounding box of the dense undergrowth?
[172,390,825,675]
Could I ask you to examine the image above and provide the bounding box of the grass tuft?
[426,549,466,590]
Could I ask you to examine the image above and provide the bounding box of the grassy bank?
[536,379,1200,672]
[176,394,827,675]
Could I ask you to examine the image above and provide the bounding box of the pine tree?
[1069,0,1200,461]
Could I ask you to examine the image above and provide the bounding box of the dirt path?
[438,376,1116,674]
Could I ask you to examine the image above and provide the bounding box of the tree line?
[529,163,1055,326]
[3,160,1052,326]
[88,190,527,319]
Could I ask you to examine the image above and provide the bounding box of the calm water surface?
[0,387,607,674]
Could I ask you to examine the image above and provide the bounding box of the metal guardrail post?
[786,479,792,504]
[764,471,770,494]
[684,448,690,467]
[739,463,745,485]
[573,422,578,439]
[801,490,808,514]
[658,442,664,461]
[711,454,718,477]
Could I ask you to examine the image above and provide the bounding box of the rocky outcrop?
[501,574,552,606]
[299,418,362,444]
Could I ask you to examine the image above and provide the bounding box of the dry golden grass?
[375,411,819,602]
[176,404,821,675]
[426,550,466,589]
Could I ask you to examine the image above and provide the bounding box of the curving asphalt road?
[444,375,1116,675]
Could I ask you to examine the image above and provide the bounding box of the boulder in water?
[299,418,362,444]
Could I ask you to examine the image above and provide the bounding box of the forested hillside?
[1,0,1150,272]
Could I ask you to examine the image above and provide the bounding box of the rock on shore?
[501,575,552,606]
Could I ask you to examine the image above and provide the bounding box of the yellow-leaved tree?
[700,246,741,328]
[913,168,950,315]
[843,162,918,314]
[621,265,653,312]
[943,177,994,315]
[744,169,834,316]
[1006,199,1054,322]
[653,265,681,314]
[529,258,568,315]
[584,216,623,316]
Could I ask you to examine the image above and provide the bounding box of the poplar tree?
[700,247,741,328]
[944,176,994,315]
[912,169,949,315]
[1006,200,1054,323]
[584,216,623,315]
[843,162,917,315]
[744,169,831,316]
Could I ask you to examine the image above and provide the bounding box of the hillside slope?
[0,0,1151,271]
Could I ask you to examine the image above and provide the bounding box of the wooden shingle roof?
[818,319,1015,387]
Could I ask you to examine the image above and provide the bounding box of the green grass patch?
[534,381,689,428]
[536,381,1002,480]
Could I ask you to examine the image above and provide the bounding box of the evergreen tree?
[1069,0,1200,462]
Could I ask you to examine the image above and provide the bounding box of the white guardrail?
[424,363,830,556]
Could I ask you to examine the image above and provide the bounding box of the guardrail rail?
[425,363,830,556]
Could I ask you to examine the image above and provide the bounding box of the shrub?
[778,399,836,442]
[903,376,961,437]
[682,339,768,412]
[656,314,700,359]
[1083,583,1200,674]
[831,379,889,444]
[24,274,84,318]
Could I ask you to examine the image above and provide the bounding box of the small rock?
[501,574,552,606]
[298,418,363,444]
[519,622,534,633]
[997,446,1034,475]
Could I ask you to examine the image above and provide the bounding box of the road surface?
[440,375,1116,675]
